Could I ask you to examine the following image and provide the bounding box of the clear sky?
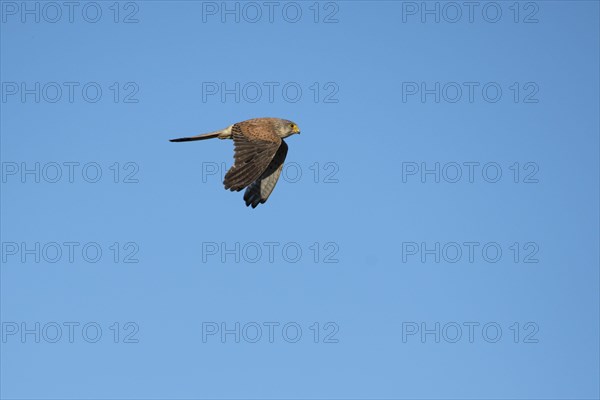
[1,1,599,399]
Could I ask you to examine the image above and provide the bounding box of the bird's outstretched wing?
[223,123,282,192]
[243,140,288,208]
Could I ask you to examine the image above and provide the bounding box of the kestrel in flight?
[170,117,301,208]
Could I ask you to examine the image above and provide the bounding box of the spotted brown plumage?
[169,117,300,208]
[223,122,282,192]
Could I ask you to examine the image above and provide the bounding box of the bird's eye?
[290,123,295,128]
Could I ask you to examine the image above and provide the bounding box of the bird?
[170,117,300,208]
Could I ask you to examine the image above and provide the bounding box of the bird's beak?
[293,125,301,134]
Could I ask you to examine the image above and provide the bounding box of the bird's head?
[276,119,301,138]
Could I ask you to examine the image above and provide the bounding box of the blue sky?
[1,1,599,399]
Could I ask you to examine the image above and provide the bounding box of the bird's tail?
[170,125,234,142]
[169,131,222,142]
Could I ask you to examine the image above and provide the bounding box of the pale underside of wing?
[223,124,282,192]
[243,141,288,208]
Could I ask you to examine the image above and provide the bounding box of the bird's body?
[170,117,300,208]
